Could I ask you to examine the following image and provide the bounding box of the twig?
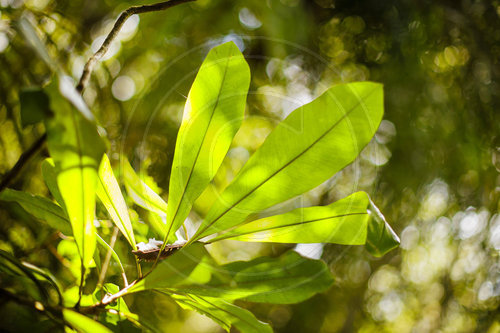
[0,133,47,192]
[97,226,120,290]
[76,0,195,93]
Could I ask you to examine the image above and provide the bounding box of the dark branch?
[76,0,195,93]
[0,133,47,192]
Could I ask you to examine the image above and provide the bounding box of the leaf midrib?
[166,50,233,239]
[195,87,379,239]
[183,295,265,330]
[5,193,68,222]
[212,211,367,242]
[68,103,88,262]
[98,175,135,249]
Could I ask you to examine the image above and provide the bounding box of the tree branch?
[76,0,195,93]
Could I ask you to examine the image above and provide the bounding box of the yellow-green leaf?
[63,309,112,333]
[123,158,168,216]
[171,294,272,333]
[191,82,384,242]
[45,78,105,269]
[166,42,250,242]
[97,154,136,249]
[209,192,399,257]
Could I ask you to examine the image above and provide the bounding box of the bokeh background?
[1,0,499,332]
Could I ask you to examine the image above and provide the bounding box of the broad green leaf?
[42,158,66,210]
[171,293,272,333]
[123,158,168,216]
[191,82,384,241]
[0,188,71,235]
[97,154,136,249]
[127,242,216,293]
[19,88,52,128]
[172,250,334,304]
[166,41,250,242]
[207,192,399,256]
[45,78,105,269]
[63,309,112,333]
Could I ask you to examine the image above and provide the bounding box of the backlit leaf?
[208,191,399,256]
[173,250,334,304]
[171,293,272,333]
[166,42,250,243]
[63,309,112,333]
[191,82,384,241]
[97,154,136,249]
[123,158,168,216]
[44,78,105,269]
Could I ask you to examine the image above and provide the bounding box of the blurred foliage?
[0,0,499,332]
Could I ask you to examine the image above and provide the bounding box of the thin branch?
[76,0,195,93]
[0,133,47,192]
[97,226,120,290]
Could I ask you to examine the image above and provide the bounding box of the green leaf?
[44,78,105,269]
[41,158,66,210]
[126,242,215,293]
[97,154,136,249]
[123,158,168,216]
[173,250,334,304]
[0,250,50,303]
[166,41,250,242]
[365,198,400,257]
[171,293,272,333]
[19,88,52,128]
[207,191,399,256]
[191,82,384,241]
[21,261,63,304]
[63,309,113,333]
[0,188,71,235]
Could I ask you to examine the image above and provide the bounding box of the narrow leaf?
[171,293,272,333]
[45,78,105,269]
[41,158,66,210]
[0,188,71,235]
[192,82,384,241]
[208,192,399,256]
[63,309,112,333]
[173,250,334,304]
[123,158,168,216]
[97,154,136,249]
[166,41,251,242]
